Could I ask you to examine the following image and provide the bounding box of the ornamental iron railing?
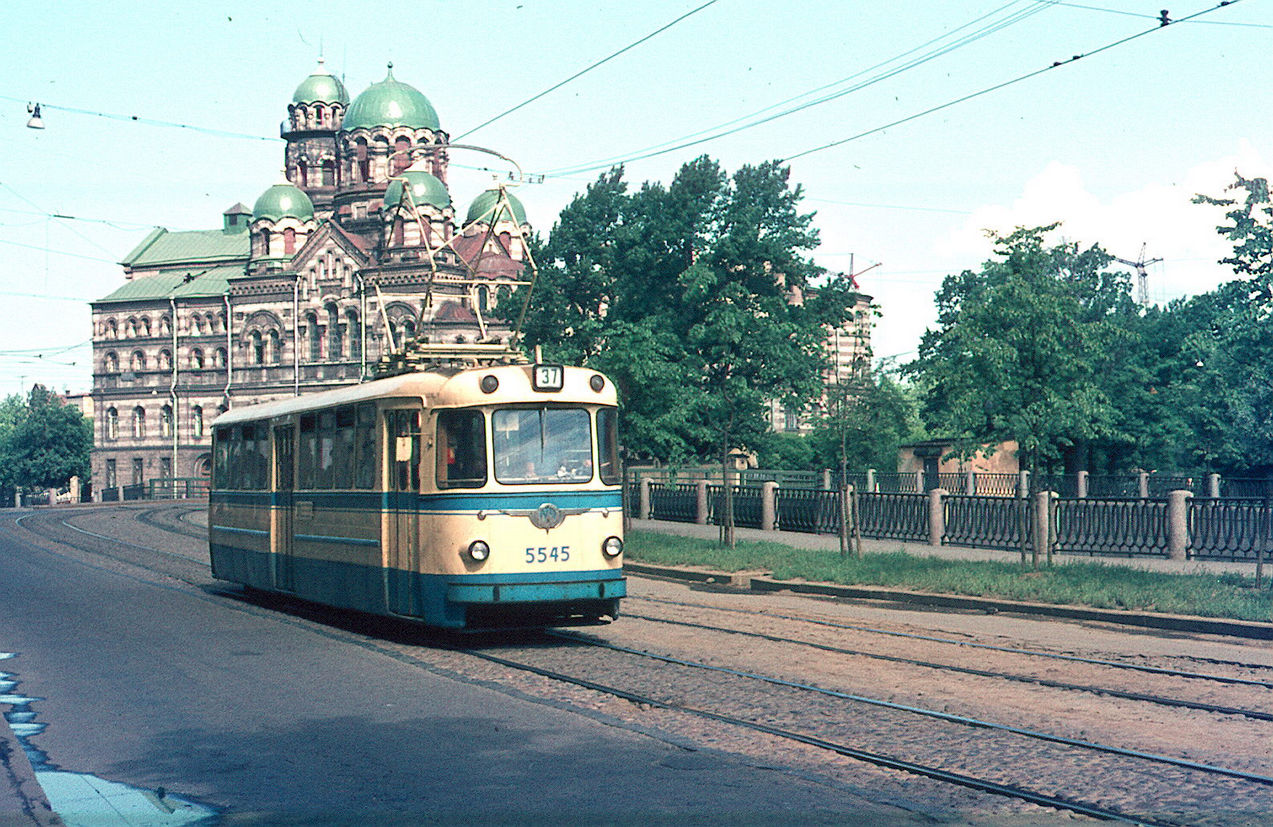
[944,494,1031,552]
[1188,497,1271,562]
[1054,497,1169,556]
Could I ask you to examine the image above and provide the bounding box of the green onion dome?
[343,63,440,131]
[465,188,527,225]
[292,58,350,105]
[384,167,451,210]
[252,180,315,222]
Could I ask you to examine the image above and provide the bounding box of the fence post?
[695,480,709,525]
[1017,471,1030,498]
[761,481,779,532]
[639,479,652,520]
[928,488,946,547]
[965,469,975,495]
[915,469,924,493]
[821,469,832,490]
[1138,471,1150,499]
[1076,470,1088,499]
[1032,490,1052,569]
[1207,473,1221,499]
[1167,489,1191,561]
[867,468,877,493]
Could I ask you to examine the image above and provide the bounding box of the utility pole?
[1111,243,1162,307]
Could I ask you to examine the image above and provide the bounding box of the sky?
[1,0,1270,396]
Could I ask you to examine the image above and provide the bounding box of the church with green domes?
[89,61,532,496]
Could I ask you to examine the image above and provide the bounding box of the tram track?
[11,503,1273,823]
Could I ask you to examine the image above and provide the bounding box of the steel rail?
[631,593,1273,688]
[548,630,1273,787]
[456,643,1181,826]
[625,611,1273,722]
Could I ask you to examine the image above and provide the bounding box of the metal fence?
[648,482,698,523]
[776,488,841,535]
[944,495,1031,552]
[1188,498,1270,562]
[708,485,765,529]
[857,492,929,542]
[1055,498,1169,556]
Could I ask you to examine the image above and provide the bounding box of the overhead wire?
[0,94,280,142]
[546,0,1050,176]
[451,0,720,142]
[779,0,1245,164]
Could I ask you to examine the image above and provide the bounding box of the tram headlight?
[467,540,491,562]
[601,536,624,558]
[589,374,605,392]
[480,375,499,394]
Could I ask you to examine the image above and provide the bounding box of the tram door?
[386,410,421,615]
[273,425,296,591]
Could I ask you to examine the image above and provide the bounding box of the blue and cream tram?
[208,355,625,629]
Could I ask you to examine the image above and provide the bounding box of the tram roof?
[212,372,444,427]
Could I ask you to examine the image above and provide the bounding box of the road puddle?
[1,652,218,826]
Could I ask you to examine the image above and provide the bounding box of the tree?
[809,371,923,473]
[906,226,1139,478]
[0,385,92,494]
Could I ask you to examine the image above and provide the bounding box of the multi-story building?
[90,61,531,497]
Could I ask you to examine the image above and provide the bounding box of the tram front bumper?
[446,575,626,604]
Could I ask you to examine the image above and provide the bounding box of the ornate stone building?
[90,61,531,497]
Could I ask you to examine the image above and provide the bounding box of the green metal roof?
[292,59,350,105]
[252,182,315,222]
[465,188,527,226]
[95,265,241,304]
[342,64,440,131]
[384,169,451,210]
[120,227,249,268]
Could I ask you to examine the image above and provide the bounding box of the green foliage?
[906,225,1141,474]
[506,157,861,465]
[0,385,92,491]
[809,372,923,471]
[623,531,1272,621]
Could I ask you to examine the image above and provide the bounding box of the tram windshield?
[493,407,592,484]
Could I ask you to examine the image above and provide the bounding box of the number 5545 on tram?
[208,361,625,630]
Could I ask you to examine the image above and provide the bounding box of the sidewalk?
[631,518,1263,577]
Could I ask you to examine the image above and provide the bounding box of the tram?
[208,345,625,630]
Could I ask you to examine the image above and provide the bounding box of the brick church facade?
[90,61,531,497]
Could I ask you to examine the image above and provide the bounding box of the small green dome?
[253,181,314,222]
[292,58,350,105]
[384,169,451,210]
[466,188,527,226]
[343,63,440,131]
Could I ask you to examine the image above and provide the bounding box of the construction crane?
[1111,243,1162,307]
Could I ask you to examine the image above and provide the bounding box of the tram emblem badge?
[530,503,566,530]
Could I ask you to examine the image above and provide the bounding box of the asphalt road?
[0,510,915,825]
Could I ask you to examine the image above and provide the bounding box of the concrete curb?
[624,561,1273,641]
[0,712,59,826]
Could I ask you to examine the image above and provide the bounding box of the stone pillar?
[928,488,946,547]
[69,476,81,504]
[46,488,57,507]
[866,468,877,493]
[1018,470,1030,498]
[1207,473,1221,499]
[761,481,779,532]
[639,479,651,520]
[1033,490,1053,567]
[1138,471,1150,499]
[965,469,976,495]
[1167,489,1191,561]
[1076,470,1089,499]
[14,490,21,508]
[821,469,832,490]
[915,469,924,493]
[695,480,709,525]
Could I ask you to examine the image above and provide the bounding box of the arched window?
[125,317,138,338]
[103,351,119,373]
[132,406,145,438]
[217,313,227,333]
[346,310,361,360]
[106,407,119,440]
[327,304,342,359]
[105,319,118,339]
[158,349,172,371]
[356,139,369,182]
[160,405,173,438]
[477,286,490,313]
[192,406,204,439]
[268,329,282,363]
[314,104,325,127]
[307,312,321,361]
[191,315,203,335]
[214,347,227,367]
[393,136,411,174]
[321,160,335,187]
[402,318,416,341]
[130,351,146,372]
[250,330,264,365]
[284,228,296,255]
[297,160,308,188]
[190,348,205,370]
[159,315,171,336]
[140,317,151,337]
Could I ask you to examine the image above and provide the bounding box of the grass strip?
[624,531,1273,623]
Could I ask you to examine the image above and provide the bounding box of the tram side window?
[213,427,230,488]
[437,410,486,489]
[598,408,621,485]
[332,407,356,489]
[354,404,376,489]
[298,414,318,489]
[241,424,269,489]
